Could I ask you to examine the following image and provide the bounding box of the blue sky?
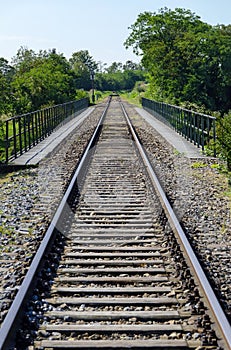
[1,0,230,66]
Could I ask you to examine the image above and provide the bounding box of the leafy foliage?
[124,7,231,115]
[69,50,98,90]
[11,48,76,113]
[0,47,144,118]
[0,8,230,168]
[124,7,231,169]
[75,89,89,100]
[216,113,231,169]
[95,61,145,91]
[0,58,14,116]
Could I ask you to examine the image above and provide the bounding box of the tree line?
[124,7,231,116]
[0,48,144,117]
[124,7,231,169]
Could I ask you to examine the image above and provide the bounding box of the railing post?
[31,113,35,146]
[201,116,205,152]
[28,115,32,149]
[47,108,51,135]
[51,106,54,132]
[213,119,216,157]
[13,118,17,158]
[23,115,27,152]
[189,111,192,142]
[18,117,23,155]
[193,114,196,145]
[5,120,9,163]
[3,98,88,162]
[44,109,48,137]
[38,111,41,142]
[35,111,39,145]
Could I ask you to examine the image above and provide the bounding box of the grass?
[210,163,222,169]
[0,117,18,162]
[0,222,15,236]
[120,91,144,107]
[173,148,185,156]
[93,91,111,103]
[190,159,231,206]
[191,161,208,168]
[0,173,10,183]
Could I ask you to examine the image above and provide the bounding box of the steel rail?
[1,96,230,349]
[120,101,231,350]
[0,97,111,350]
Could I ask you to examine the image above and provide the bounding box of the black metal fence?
[3,98,89,163]
[142,98,216,156]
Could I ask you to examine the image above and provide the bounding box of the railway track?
[0,96,230,349]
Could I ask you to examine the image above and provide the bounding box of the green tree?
[216,113,231,170]
[125,8,209,100]
[105,62,123,73]
[95,60,145,91]
[69,50,98,90]
[0,58,15,116]
[11,46,38,73]
[124,7,231,113]
[123,60,142,71]
[125,8,231,168]
[214,24,231,115]
[11,49,76,113]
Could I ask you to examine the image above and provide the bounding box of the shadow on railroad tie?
[16,229,67,349]
[0,163,38,174]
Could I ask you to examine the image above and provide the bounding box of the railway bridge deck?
[10,101,205,167]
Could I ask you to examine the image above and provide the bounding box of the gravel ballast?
[0,104,105,325]
[125,102,231,322]
[0,100,230,327]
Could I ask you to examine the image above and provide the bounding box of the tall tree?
[214,24,231,115]
[11,49,76,113]
[69,50,98,90]
[123,60,142,71]
[95,62,145,91]
[0,58,14,115]
[11,46,38,73]
[105,62,123,73]
[124,7,231,113]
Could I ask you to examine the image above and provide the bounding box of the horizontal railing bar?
[3,98,89,163]
[142,98,216,157]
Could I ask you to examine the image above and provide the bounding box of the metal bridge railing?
[2,98,89,163]
[142,98,216,157]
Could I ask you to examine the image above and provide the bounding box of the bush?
[0,120,6,162]
[75,89,89,100]
[216,113,231,170]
